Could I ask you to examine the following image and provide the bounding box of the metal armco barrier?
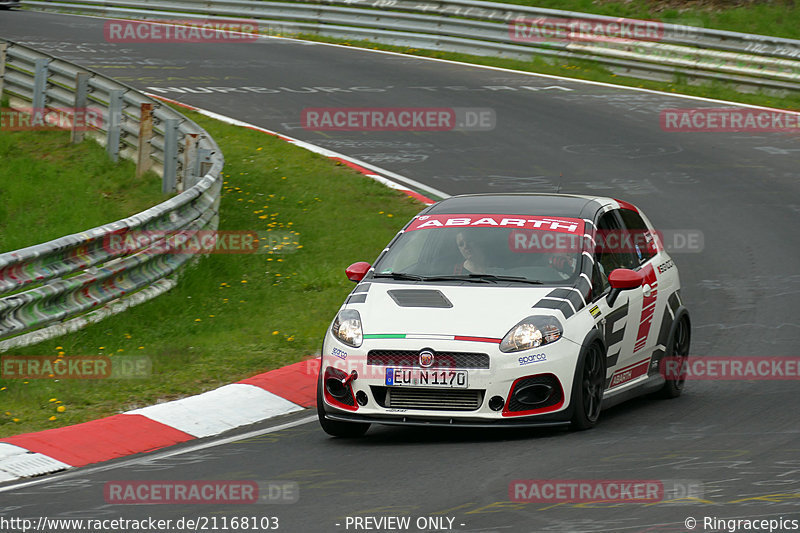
[20,0,800,92]
[0,39,224,349]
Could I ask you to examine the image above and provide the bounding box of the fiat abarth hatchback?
[318,193,691,436]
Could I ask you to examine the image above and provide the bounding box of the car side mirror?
[606,268,643,306]
[345,262,371,282]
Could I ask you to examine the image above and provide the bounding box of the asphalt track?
[2,10,800,533]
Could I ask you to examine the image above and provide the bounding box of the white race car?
[318,194,691,436]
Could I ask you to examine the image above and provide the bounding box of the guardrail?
[0,38,224,350]
[20,0,800,92]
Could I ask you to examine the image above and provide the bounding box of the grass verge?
[0,129,164,253]
[0,108,423,437]
[480,0,800,41]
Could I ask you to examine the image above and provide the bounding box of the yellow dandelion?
[272,331,279,335]
[138,346,144,350]
[12,418,20,423]
[49,398,57,402]
[241,280,248,284]
[49,416,57,421]
[55,346,63,350]
[195,318,202,322]
[57,406,66,413]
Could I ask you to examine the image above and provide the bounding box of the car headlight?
[331,309,363,348]
[499,316,563,353]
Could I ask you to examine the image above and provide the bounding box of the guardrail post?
[136,103,153,177]
[0,43,7,101]
[162,118,179,193]
[71,72,89,144]
[181,133,199,192]
[106,89,124,162]
[196,148,214,179]
[32,58,50,111]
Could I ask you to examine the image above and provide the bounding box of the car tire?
[660,315,691,399]
[570,342,606,430]
[317,378,370,438]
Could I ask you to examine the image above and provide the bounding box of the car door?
[617,208,666,364]
[590,208,648,391]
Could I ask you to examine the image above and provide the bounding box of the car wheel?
[660,316,691,399]
[570,342,605,430]
[317,378,370,438]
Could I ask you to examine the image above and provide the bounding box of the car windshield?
[372,214,586,284]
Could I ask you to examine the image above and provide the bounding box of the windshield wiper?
[372,273,543,284]
[372,272,425,281]
[418,275,493,284]
[465,274,544,285]
[372,273,491,283]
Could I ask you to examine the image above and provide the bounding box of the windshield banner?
[406,214,585,234]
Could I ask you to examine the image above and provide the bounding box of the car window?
[618,209,657,265]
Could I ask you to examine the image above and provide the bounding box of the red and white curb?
[0,99,451,484]
[0,358,320,482]
[145,94,446,206]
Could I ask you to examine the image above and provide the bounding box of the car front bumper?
[320,331,582,425]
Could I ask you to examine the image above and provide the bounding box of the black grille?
[506,374,563,412]
[367,350,490,369]
[372,386,484,411]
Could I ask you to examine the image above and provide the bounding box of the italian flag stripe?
[363,334,501,344]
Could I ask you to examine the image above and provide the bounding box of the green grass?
[0,108,424,437]
[480,0,800,41]
[0,130,164,252]
[294,34,800,111]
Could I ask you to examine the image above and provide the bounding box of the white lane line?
[23,12,799,114]
[0,415,317,494]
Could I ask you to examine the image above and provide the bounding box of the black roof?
[424,193,608,219]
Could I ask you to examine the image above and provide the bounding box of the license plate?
[385,368,468,388]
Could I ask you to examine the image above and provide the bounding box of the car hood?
[352,282,563,339]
